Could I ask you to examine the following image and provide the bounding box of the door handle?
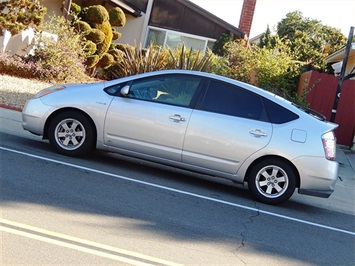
[250,129,267,137]
[169,114,186,122]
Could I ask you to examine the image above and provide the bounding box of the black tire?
[48,111,95,157]
[248,159,296,205]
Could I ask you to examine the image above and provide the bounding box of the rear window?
[264,99,299,124]
[200,80,266,121]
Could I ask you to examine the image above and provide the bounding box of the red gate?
[298,71,355,146]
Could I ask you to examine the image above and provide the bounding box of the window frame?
[109,74,207,109]
[197,79,270,122]
[145,26,216,53]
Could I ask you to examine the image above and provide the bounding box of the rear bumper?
[293,156,339,198]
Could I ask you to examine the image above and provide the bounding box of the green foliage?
[106,43,168,78]
[112,28,122,40]
[97,53,114,69]
[70,3,81,15]
[86,55,99,68]
[24,15,89,82]
[86,28,105,44]
[73,20,91,33]
[109,7,126,27]
[212,31,231,56]
[0,0,47,36]
[104,43,216,79]
[81,5,109,25]
[225,38,302,103]
[93,20,113,59]
[83,40,97,55]
[276,11,347,71]
[71,3,126,72]
[167,45,214,72]
[258,25,276,48]
[108,49,124,62]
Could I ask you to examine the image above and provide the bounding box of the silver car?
[22,70,338,204]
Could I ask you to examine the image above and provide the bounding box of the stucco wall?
[40,0,63,17]
[117,14,147,45]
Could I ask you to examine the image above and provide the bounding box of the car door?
[104,74,203,162]
[182,79,272,174]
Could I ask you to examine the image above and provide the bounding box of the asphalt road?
[1,130,355,265]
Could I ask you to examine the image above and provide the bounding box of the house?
[1,0,249,54]
[325,42,355,80]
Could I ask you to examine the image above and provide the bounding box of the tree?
[229,38,301,93]
[276,11,347,71]
[71,4,126,72]
[0,0,47,36]
[212,31,231,56]
[258,25,276,48]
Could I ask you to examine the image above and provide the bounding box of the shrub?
[23,15,90,82]
[97,53,114,69]
[70,3,81,15]
[93,20,113,58]
[112,28,122,40]
[104,43,216,79]
[83,40,97,55]
[166,45,214,72]
[105,43,167,79]
[86,28,105,44]
[81,5,109,25]
[73,20,91,33]
[0,0,47,36]
[86,55,100,68]
[224,38,303,103]
[72,3,126,72]
[108,49,124,62]
[109,7,126,27]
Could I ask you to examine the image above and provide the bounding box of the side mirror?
[120,85,130,96]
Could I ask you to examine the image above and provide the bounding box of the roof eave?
[177,0,245,38]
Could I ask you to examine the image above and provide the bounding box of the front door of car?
[104,74,203,162]
[183,79,272,174]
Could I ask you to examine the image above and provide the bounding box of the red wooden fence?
[298,71,355,147]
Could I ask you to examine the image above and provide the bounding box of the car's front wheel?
[48,111,94,157]
[248,159,296,204]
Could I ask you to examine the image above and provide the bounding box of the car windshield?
[293,104,326,121]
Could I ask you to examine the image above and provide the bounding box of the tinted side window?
[264,99,299,124]
[128,74,202,107]
[201,80,266,121]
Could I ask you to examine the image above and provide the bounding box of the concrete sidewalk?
[1,107,354,214]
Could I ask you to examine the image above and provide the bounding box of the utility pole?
[330,26,354,122]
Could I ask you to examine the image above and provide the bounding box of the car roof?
[105,69,292,101]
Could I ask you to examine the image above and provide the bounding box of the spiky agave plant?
[107,43,167,78]
[167,44,214,72]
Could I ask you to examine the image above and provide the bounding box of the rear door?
[183,79,272,174]
[104,74,203,162]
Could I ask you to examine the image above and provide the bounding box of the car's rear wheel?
[48,111,94,157]
[248,159,296,204]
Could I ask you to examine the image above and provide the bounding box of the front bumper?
[293,156,339,198]
[22,98,55,136]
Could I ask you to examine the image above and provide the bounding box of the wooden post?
[330,26,354,122]
[62,0,72,19]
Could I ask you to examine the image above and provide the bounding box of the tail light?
[322,131,336,161]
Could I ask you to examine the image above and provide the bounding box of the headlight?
[35,85,65,98]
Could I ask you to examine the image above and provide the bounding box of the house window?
[145,27,214,53]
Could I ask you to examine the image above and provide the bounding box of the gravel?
[0,75,55,110]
